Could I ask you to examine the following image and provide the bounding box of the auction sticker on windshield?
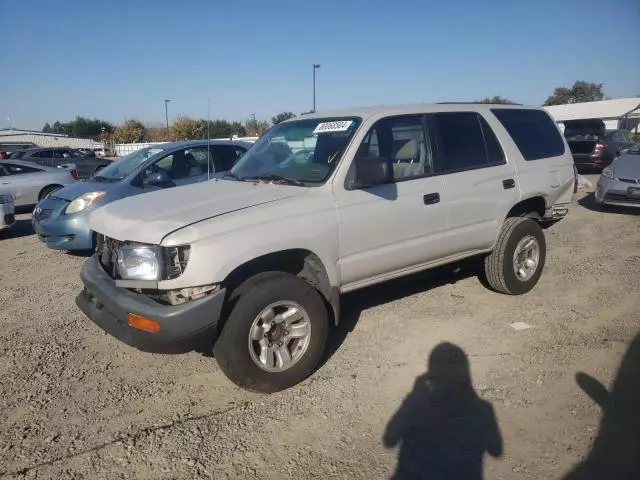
[313,121,354,134]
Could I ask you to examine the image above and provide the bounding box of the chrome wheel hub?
[513,235,540,282]
[248,301,311,372]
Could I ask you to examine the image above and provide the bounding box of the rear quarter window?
[491,109,565,161]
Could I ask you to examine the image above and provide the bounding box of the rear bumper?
[572,153,612,169]
[32,198,94,250]
[595,177,640,208]
[76,255,226,353]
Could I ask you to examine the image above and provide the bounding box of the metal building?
[0,129,100,153]
[544,98,640,133]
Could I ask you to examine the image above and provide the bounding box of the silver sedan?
[0,160,77,207]
[595,143,640,208]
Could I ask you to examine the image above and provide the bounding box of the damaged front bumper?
[76,255,226,353]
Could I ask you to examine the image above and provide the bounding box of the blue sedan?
[32,139,251,251]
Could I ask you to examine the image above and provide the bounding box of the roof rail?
[436,102,524,105]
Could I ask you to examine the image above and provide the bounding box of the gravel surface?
[1,177,639,479]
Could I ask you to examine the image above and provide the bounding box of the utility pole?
[312,64,321,112]
[164,99,171,129]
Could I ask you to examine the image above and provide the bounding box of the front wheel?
[214,272,329,393]
[483,217,546,295]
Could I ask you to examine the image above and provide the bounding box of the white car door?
[334,115,450,289]
[433,112,519,255]
[1,163,44,206]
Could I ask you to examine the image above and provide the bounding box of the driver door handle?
[423,193,440,205]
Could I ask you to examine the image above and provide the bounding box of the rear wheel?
[214,272,329,393]
[39,185,63,201]
[483,217,546,295]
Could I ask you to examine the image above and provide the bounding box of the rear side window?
[492,109,565,160]
[434,112,505,173]
[6,163,42,174]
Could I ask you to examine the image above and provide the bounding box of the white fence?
[114,136,259,157]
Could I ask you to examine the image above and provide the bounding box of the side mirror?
[146,170,171,187]
[348,156,391,189]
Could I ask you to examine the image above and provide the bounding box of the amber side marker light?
[128,313,161,333]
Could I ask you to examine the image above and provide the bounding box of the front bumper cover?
[76,255,226,353]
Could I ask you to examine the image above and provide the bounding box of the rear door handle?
[503,179,516,189]
[423,193,440,205]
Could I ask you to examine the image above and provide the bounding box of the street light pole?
[164,99,171,129]
[312,64,321,112]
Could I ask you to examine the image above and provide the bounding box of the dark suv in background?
[8,147,111,179]
[563,119,633,171]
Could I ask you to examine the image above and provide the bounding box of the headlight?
[117,245,160,281]
[601,166,614,179]
[65,191,106,214]
[0,195,12,205]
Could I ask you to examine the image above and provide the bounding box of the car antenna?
[207,97,211,180]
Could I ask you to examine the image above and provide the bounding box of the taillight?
[594,143,605,154]
[71,169,79,180]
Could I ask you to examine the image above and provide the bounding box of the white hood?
[89,179,306,244]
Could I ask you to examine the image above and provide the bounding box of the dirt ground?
[1,175,639,479]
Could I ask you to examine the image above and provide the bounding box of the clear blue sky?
[2,0,639,130]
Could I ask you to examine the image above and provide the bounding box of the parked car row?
[9,147,112,179]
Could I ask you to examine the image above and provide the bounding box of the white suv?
[77,104,576,392]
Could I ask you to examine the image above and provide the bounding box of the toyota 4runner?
[76,104,576,392]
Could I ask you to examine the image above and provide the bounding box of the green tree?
[244,118,270,136]
[145,123,170,142]
[44,117,114,139]
[170,116,203,140]
[42,123,52,133]
[475,96,518,104]
[544,81,605,106]
[271,112,296,125]
[199,119,247,139]
[113,119,147,143]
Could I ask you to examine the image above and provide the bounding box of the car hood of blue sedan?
[52,179,119,201]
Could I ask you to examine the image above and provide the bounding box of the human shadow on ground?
[563,331,640,480]
[578,192,640,216]
[383,342,503,480]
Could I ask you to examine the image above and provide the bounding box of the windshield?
[230,117,361,184]
[95,147,164,180]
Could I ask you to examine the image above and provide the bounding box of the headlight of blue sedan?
[65,191,106,214]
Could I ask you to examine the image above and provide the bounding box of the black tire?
[39,185,63,200]
[483,217,546,295]
[214,272,329,393]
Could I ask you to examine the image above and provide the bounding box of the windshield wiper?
[244,173,305,187]
[93,175,117,183]
[219,171,245,181]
